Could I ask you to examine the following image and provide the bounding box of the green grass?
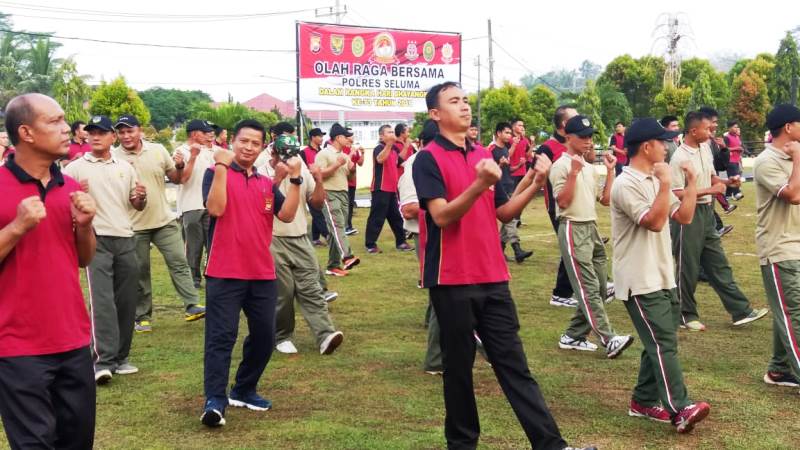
[4,182,800,449]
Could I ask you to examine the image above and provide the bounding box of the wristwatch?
[289,176,303,185]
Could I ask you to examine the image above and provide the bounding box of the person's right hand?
[569,154,584,173]
[710,182,727,196]
[13,196,46,233]
[680,161,696,184]
[785,141,800,160]
[475,158,501,187]
[498,156,509,167]
[189,143,202,158]
[654,162,671,184]
[213,148,234,166]
[336,154,348,166]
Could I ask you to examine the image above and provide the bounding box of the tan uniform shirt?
[670,142,714,204]
[174,143,215,215]
[316,146,349,191]
[753,145,800,265]
[112,140,176,231]
[258,160,317,237]
[611,167,681,300]
[63,153,137,238]
[549,153,599,222]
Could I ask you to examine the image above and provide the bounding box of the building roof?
[242,93,415,122]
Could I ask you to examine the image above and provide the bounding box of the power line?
[4,12,311,24]
[490,37,564,94]
[0,2,318,20]
[2,30,295,53]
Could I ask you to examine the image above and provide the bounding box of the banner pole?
[295,21,304,146]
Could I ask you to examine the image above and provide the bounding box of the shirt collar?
[553,131,566,144]
[766,144,791,160]
[4,153,65,186]
[230,161,260,178]
[434,134,474,153]
[83,152,117,164]
[679,143,700,155]
[622,166,652,181]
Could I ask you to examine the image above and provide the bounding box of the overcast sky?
[6,0,798,103]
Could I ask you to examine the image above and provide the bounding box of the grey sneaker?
[115,363,139,375]
[323,291,339,303]
[732,308,769,326]
[185,304,206,322]
[550,295,578,308]
[558,334,598,352]
[606,335,635,359]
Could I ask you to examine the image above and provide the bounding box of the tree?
[19,36,62,94]
[772,31,800,105]
[597,55,665,118]
[598,84,632,131]
[186,101,279,133]
[139,87,213,129]
[52,58,91,124]
[409,112,430,140]
[576,81,607,145]
[651,85,692,119]
[730,69,770,142]
[528,85,557,136]
[688,72,715,110]
[680,58,730,114]
[89,76,151,125]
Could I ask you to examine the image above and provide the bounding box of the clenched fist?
[70,191,96,228]
[569,154,584,173]
[653,162,671,185]
[131,181,147,200]
[286,156,302,178]
[475,158,501,187]
[173,151,185,167]
[603,151,617,171]
[785,141,800,160]
[13,196,46,234]
[679,161,696,184]
[213,148,234,166]
[533,154,552,185]
[189,143,202,158]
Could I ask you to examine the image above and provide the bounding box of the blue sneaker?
[200,398,226,427]
[228,390,272,411]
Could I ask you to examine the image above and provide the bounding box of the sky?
[5,0,799,103]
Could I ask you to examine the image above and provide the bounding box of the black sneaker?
[201,398,227,427]
[764,371,800,387]
[718,225,734,237]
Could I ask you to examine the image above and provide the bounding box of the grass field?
[4,182,800,449]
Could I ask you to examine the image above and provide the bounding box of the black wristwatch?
[289,176,303,185]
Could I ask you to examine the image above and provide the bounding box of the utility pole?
[314,2,349,138]
[487,19,495,89]
[475,55,482,137]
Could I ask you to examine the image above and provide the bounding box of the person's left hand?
[70,191,96,227]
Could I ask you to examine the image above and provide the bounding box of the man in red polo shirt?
[0,93,98,449]
[413,82,595,450]
[364,124,412,253]
[63,120,91,166]
[199,119,302,427]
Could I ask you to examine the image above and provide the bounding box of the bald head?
[4,93,70,157]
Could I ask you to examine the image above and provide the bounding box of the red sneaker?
[325,267,349,277]
[672,402,710,433]
[343,256,360,270]
[628,399,671,423]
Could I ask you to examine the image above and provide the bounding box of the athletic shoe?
[345,228,358,235]
[424,370,444,376]
[228,391,272,411]
[324,291,339,303]
[628,399,671,423]
[672,402,710,433]
[550,295,578,308]
[718,224,734,237]
[606,335,635,359]
[683,320,706,331]
[764,371,800,387]
[135,320,152,333]
[95,369,112,385]
[723,204,738,215]
[606,282,615,303]
[115,363,139,375]
[325,268,349,277]
[558,334,598,352]
[201,398,227,427]
[734,192,744,201]
[562,446,598,450]
[366,246,382,254]
[396,242,414,252]
[732,308,769,326]
[276,341,298,354]
[343,256,360,270]
[601,236,610,245]
[185,304,206,322]
[312,239,326,247]
[320,331,344,355]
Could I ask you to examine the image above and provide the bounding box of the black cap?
[114,115,140,129]
[85,115,114,132]
[207,121,221,133]
[766,104,800,130]
[309,127,326,138]
[624,118,680,147]
[186,119,214,133]
[564,115,596,137]
[329,123,353,139]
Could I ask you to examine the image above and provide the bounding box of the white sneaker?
[115,363,139,375]
[95,369,112,385]
[276,340,298,354]
[550,295,578,308]
[732,308,769,327]
[558,334,598,352]
[323,291,339,303]
[319,331,344,355]
[606,335,634,359]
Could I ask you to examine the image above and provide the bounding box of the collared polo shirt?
[63,152,137,237]
[301,145,320,167]
[174,143,215,215]
[488,142,514,192]
[316,146,349,191]
[258,160,316,238]
[67,140,91,161]
[550,153,599,222]
[0,154,91,357]
[202,162,284,280]
[753,145,800,265]
[413,134,510,287]
[611,166,681,300]
[670,142,715,204]
[509,136,530,177]
[371,142,401,193]
[112,140,176,230]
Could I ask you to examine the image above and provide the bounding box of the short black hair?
[553,105,575,130]
[495,121,511,135]
[469,120,478,128]
[425,81,461,110]
[233,119,266,143]
[727,119,739,128]
[4,94,35,146]
[274,121,294,135]
[683,111,707,134]
[697,106,719,120]
[771,127,784,138]
[419,119,439,146]
[70,120,86,135]
[660,115,679,127]
[214,127,225,137]
[378,124,392,136]
[628,141,645,158]
[614,121,625,127]
[395,123,407,137]
[510,117,523,126]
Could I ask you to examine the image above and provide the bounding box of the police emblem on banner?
[422,41,435,62]
[372,32,396,64]
[405,41,419,61]
[309,32,322,54]
[351,36,365,57]
[441,43,454,63]
[330,34,344,55]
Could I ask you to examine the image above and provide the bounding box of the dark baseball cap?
[766,104,800,130]
[114,115,140,129]
[85,115,114,132]
[624,118,681,147]
[329,123,353,139]
[186,119,214,133]
[564,115,596,137]
[309,127,326,138]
